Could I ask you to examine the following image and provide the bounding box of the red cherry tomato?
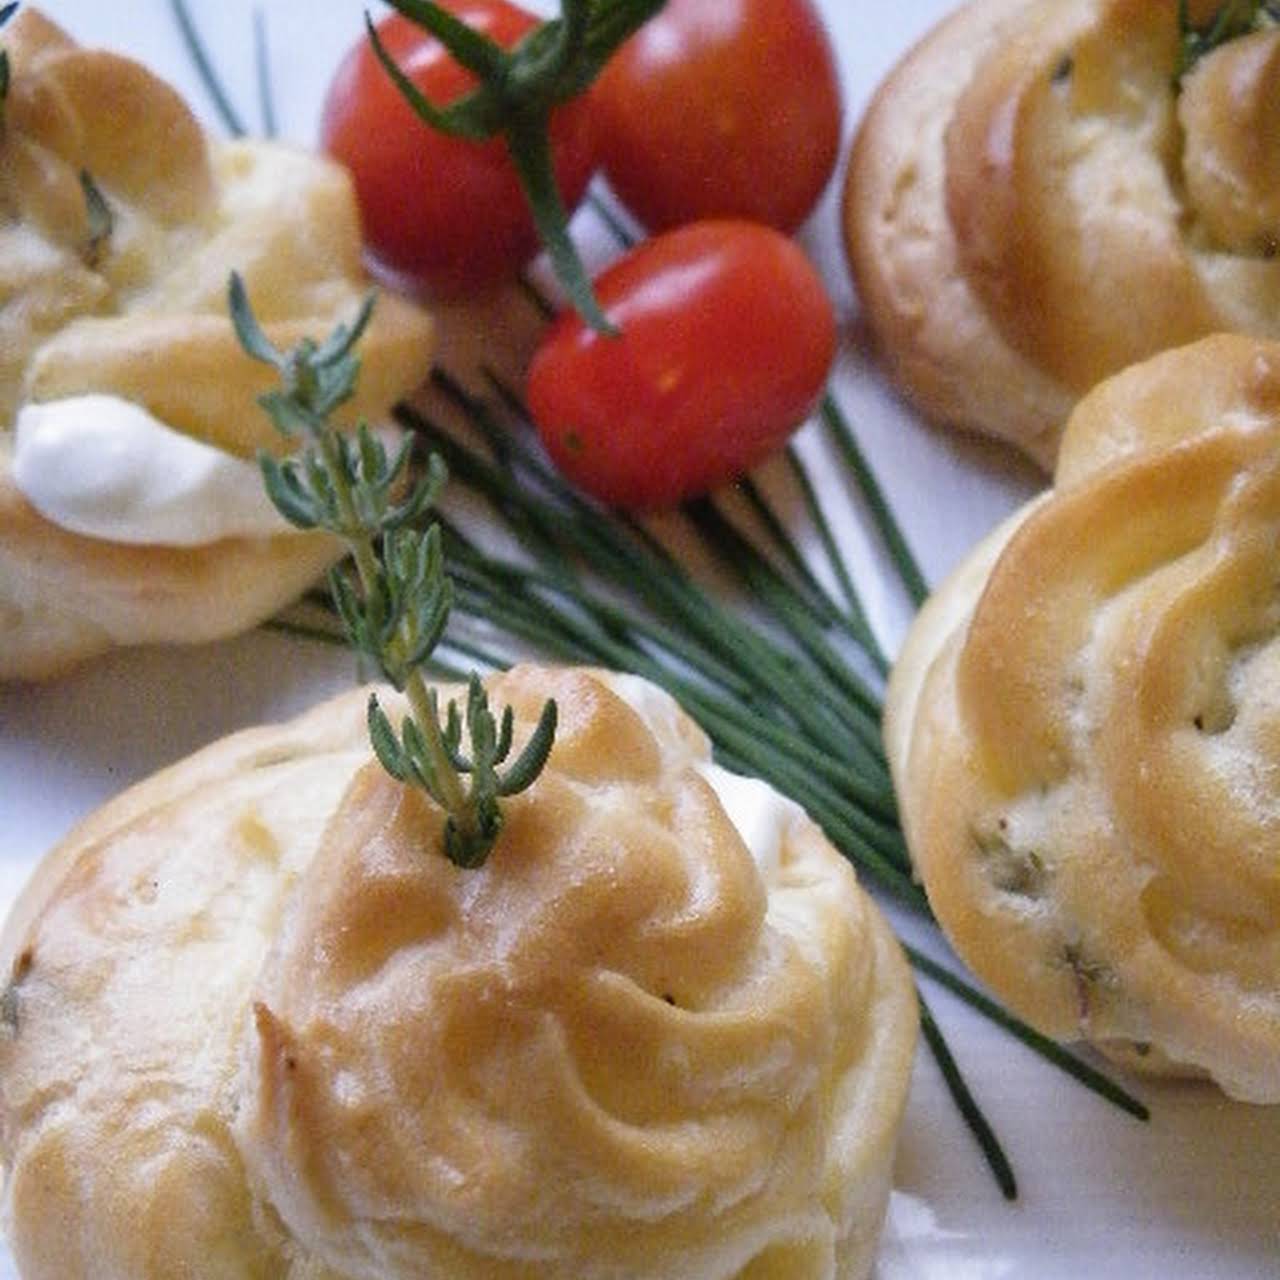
[320,4,597,296]
[591,0,843,234]
[526,221,836,510]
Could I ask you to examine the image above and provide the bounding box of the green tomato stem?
[373,0,663,333]
[507,109,616,335]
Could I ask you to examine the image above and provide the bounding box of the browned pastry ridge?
[885,334,1280,1102]
[0,10,434,679]
[844,0,1280,467]
[0,667,918,1279]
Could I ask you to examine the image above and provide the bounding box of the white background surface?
[2,1,1278,1276]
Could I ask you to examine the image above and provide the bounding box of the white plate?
[1,2,1277,1277]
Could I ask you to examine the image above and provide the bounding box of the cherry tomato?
[590,0,843,234]
[320,4,597,296]
[526,221,836,510]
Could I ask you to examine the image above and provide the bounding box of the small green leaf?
[367,695,409,781]
[494,703,514,762]
[387,448,448,529]
[259,453,320,528]
[356,423,388,488]
[328,566,370,652]
[441,696,466,767]
[497,698,557,796]
[400,714,443,799]
[314,290,376,365]
[255,389,314,439]
[228,272,281,366]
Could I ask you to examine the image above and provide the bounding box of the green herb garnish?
[1176,0,1280,81]
[0,2,20,131]
[228,272,556,867]
[366,0,662,332]
[168,0,250,137]
[78,169,113,267]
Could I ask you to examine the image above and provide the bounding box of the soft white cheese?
[694,761,801,881]
[12,393,294,546]
[605,671,802,877]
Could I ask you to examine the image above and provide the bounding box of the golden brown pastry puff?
[0,9,433,679]
[0,667,918,1279]
[843,0,1280,468]
[885,334,1280,1102]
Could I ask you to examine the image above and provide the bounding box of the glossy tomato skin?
[527,221,836,510]
[591,0,842,234]
[320,5,597,296]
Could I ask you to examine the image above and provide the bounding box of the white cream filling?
[12,393,295,547]
[604,671,802,877]
[695,762,801,882]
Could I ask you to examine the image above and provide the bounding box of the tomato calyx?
[367,0,664,331]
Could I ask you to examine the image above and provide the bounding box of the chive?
[517,273,558,321]
[253,7,277,138]
[822,393,930,608]
[919,995,1018,1200]
[906,943,1150,1121]
[737,475,839,625]
[684,498,887,726]
[587,188,639,249]
[168,0,249,137]
[782,444,887,669]
[264,615,347,646]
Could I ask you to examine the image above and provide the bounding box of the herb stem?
[919,995,1018,1200]
[906,943,1150,1121]
[168,0,249,137]
[823,393,929,608]
[405,668,471,826]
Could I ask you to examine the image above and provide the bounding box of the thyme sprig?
[1176,0,1280,80]
[228,272,556,867]
[367,0,663,332]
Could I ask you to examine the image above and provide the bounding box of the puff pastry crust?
[0,10,434,679]
[0,667,918,1278]
[844,0,1280,467]
[885,334,1280,1102]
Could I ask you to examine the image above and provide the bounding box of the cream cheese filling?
[12,393,294,547]
[605,671,802,877]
